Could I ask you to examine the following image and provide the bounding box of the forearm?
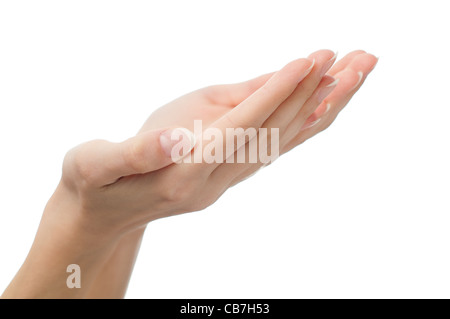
[1,187,119,299]
[84,226,146,299]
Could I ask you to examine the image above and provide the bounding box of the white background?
[0,0,449,298]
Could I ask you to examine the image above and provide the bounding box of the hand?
[2,49,377,298]
[57,49,377,241]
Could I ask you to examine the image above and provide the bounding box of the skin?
[1,49,377,298]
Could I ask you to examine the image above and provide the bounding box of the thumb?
[67,127,196,187]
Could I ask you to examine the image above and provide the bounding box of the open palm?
[137,50,377,186]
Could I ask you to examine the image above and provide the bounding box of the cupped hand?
[57,49,377,239]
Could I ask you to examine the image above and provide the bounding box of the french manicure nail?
[350,71,364,90]
[320,52,338,77]
[317,78,339,101]
[160,128,196,161]
[302,118,321,130]
[326,78,340,88]
[298,58,315,82]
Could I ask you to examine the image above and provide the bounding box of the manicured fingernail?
[351,71,364,90]
[317,78,339,101]
[302,118,321,130]
[306,58,315,73]
[326,78,339,88]
[160,128,196,160]
[320,52,337,77]
[324,103,331,114]
[298,58,315,82]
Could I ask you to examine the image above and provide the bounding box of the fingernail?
[326,78,339,88]
[298,58,315,82]
[324,103,331,114]
[350,71,364,90]
[320,52,337,77]
[317,78,339,101]
[302,118,321,130]
[160,128,196,160]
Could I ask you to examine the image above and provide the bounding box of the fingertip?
[346,53,379,75]
[308,49,337,78]
[308,49,336,60]
[327,50,367,76]
[348,49,367,56]
[281,57,316,83]
[332,68,362,92]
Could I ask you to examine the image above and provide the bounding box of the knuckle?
[160,176,203,205]
[65,143,98,187]
[201,85,221,103]
[191,194,217,211]
[123,139,148,173]
[203,84,218,95]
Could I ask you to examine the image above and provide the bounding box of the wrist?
[44,183,121,251]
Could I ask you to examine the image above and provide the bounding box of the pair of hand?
[58,49,377,241]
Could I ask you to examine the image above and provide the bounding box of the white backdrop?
[0,0,449,298]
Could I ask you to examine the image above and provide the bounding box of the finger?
[280,75,338,145]
[65,128,196,187]
[210,47,336,108]
[228,60,367,184]
[261,50,337,134]
[205,72,274,106]
[327,50,366,76]
[305,68,362,126]
[190,57,314,172]
[205,50,362,108]
[223,75,339,187]
[280,69,362,153]
[283,54,378,153]
[215,57,315,131]
[343,52,379,87]
[313,53,379,120]
[207,50,337,183]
